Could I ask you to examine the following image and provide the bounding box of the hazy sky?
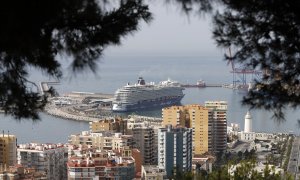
[107,1,224,57]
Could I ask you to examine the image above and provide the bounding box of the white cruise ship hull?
[112,95,184,112]
[112,77,185,112]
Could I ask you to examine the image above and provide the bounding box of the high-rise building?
[132,126,156,165]
[185,105,209,155]
[162,106,187,127]
[162,105,209,155]
[205,101,227,154]
[0,133,17,167]
[17,143,68,179]
[126,116,162,166]
[158,125,192,178]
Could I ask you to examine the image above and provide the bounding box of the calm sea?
[1,55,300,143]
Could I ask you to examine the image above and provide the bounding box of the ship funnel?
[137,77,145,85]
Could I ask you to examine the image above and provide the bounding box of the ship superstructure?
[112,77,184,111]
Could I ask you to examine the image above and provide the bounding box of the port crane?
[227,47,262,89]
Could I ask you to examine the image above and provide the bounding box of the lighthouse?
[244,111,252,133]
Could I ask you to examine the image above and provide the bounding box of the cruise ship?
[112,77,184,111]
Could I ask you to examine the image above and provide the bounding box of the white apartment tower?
[244,111,252,133]
[158,125,192,178]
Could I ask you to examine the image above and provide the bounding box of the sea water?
[1,55,300,143]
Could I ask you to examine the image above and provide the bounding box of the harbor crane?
[227,48,262,89]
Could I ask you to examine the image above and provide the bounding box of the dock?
[64,91,114,99]
[180,83,222,88]
[205,84,223,87]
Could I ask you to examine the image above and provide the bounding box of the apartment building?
[89,118,127,133]
[0,165,47,179]
[132,126,156,165]
[0,133,17,167]
[162,105,209,155]
[158,125,192,178]
[17,143,68,179]
[141,165,166,180]
[67,146,135,180]
[162,103,227,155]
[205,101,227,154]
[68,131,133,151]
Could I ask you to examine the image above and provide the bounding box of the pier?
[180,83,222,88]
[205,84,223,87]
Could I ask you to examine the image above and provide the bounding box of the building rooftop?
[67,157,96,168]
[0,165,47,178]
[142,165,166,174]
[68,146,136,168]
[0,134,16,138]
[71,131,133,139]
[18,143,65,151]
[67,156,134,168]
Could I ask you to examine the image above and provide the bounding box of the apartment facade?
[162,105,209,155]
[141,165,166,180]
[162,106,187,127]
[132,126,156,165]
[67,147,135,180]
[0,134,17,167]
[68,131,133,151]
[0,165,47,179]
[158,125,192,178]
[89,118,127,134]
[205,101,228,154]
[17,143,68,179]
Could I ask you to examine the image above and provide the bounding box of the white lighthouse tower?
[244,111,252,133]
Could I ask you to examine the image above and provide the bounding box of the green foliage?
[176,159,294,180]
[0,0,151,119]
[211,1,300,120]
[171,166,195,180]
[211,160,288,180]
[3,0,300,120]
[169,0,214,13]
[175,0,300,120]
[266,154,281,166]
[233,160,257,179]
[207,165,230,180]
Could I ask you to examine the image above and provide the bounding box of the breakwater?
[44,104,164,123]
[44,104,102,122]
